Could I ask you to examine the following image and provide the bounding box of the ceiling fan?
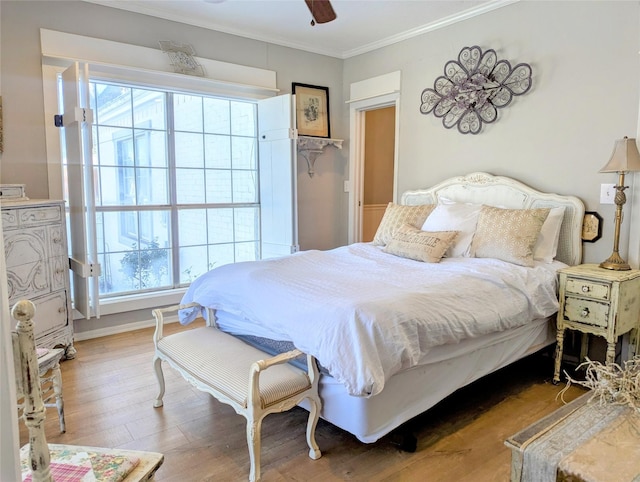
[203,0,337,27]
[304,0,337,26]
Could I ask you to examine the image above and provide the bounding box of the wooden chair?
[12,299,164,482]
[12,338,66,434]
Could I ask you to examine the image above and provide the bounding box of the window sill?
[72,288,187,320]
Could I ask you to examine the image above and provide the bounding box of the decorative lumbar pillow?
[420,202,482,257]
[471,206,551,267]
[533,206,565,263]
[372,202,436,246]
[383,224,459,263]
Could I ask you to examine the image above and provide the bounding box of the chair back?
[12,332,24,399]
[12,300,53,482]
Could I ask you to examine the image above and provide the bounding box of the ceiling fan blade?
[304,0,337,24]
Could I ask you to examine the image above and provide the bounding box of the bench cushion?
[157,327,311,408]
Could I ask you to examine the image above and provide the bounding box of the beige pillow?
[383,224,459,263]
[373,203,436,246]
[471,206,550,267]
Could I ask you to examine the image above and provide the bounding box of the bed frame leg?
[390,427,417,453]
[398,432,417,453]
[153,356,165,408]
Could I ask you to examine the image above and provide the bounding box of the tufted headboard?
[400,172,585,266]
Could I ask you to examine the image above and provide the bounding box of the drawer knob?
[53,237,62,244]
[580,307,590,318]
[58,307,65,313]
[581,285,591,293]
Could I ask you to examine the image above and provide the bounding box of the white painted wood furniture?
[2,199,75,358]
[152,302,322,482]
[12,338,66,434]
[553,264,640,382]
[12,300,164,482]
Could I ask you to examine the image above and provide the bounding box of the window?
[61,80,260,298]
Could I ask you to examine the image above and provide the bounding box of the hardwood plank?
[19,324,587,480]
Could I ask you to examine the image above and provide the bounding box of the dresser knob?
[580,308,590,318]
[581,285,590,293]
[58,307,65,313]
[53,237,62,244]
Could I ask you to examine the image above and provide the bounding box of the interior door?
[257,94,298,259]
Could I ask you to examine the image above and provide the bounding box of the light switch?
[600,183,616,204]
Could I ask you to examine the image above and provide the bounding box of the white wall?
[344,0,640,266]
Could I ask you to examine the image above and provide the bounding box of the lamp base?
[599,252,631,271]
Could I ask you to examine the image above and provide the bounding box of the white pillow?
[533,206,565,263]
[421,202,482,257]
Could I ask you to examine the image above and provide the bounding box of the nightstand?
[553,264,640,383]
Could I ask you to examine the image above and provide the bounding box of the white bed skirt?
[299,317,555,443]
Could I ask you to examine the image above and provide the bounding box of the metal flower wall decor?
[420,46,532,134]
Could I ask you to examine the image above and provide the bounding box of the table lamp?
[599,136,640,270]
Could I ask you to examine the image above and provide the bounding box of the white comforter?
[179,243,561,397]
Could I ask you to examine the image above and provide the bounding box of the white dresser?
[2,198,75,358]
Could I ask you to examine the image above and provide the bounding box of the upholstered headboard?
[400,172,585,266]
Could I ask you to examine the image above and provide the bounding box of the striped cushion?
[157,327,311,408]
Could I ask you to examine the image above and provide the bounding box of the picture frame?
[582,211,603,243]
[292,82,330,138]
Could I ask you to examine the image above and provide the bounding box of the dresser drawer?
[2,209,19,229]
[50,256,69,291]
[0,184,27,199]
[29,291,68,339]
[563,297,610,328]
[564,278,610,300]
[48,225,67,257]
[18,205,62,227]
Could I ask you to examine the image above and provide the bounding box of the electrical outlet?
[600,183,616,204]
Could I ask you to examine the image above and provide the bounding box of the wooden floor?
[21,322,586,481]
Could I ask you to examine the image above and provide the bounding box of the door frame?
[347,92,400,244]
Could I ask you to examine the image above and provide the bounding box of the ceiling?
[83,0,516,59]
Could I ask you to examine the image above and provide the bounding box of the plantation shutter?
[59,62,101,319]
[257,94,299,259]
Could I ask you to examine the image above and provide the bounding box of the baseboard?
[73,313,180,341]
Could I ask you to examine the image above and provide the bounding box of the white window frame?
[41,30,279,318]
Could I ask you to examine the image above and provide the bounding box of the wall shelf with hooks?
[297,136,343,177]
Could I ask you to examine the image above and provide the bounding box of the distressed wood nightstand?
[553,264,640,383]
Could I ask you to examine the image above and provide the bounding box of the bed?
[174,172,585,444]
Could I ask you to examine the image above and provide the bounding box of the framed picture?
[292,83,330,138]
[582,211,603,242]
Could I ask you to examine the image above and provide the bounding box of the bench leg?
[246,415,263,482]
[153,356,165,408]
[305,396,321,460]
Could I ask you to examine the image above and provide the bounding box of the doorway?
[347,91,400,244]
[361,106,396,242]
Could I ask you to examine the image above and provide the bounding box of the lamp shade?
[600,137,640,173]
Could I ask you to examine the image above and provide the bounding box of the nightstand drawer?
[563,297,610,327]
[565,278,610,300]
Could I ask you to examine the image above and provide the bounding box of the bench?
[152,302,322,482]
